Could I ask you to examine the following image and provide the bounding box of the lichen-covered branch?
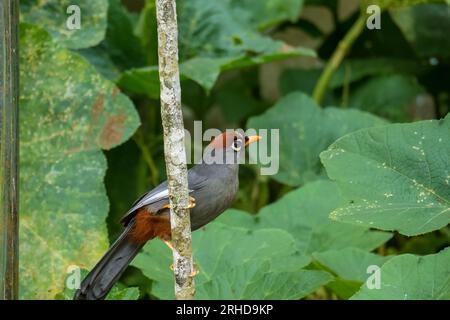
[155,0,195,300]
[0,0,19,300]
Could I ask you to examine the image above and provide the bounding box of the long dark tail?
[74,220,143,300]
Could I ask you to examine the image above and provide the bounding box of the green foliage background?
[18,0,450,299]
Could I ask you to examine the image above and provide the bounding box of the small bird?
[74,131,261,300]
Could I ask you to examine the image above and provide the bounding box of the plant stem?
[0,0,19,300]
[133,131,159,186]
[312,14,365,105]
[155,0,195,300]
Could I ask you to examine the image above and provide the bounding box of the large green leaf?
[390,3,450,57]
[19,24,140,299]
[313,248,391,299]
[321,115,450,236]
[199,262,331,299]
[132,224,331,299]
[247,92,387,186]
[78,0,145,80]
[176,0,306,60]
[217,181,392,254]
[120,0,314,96]
[20,0,108,49]
[55,269,140,300]
[118,48,314,98]
[229,0,304,29]
[349,74,425,122]
[351,248,450,299]
[314,248,390,282]
[118,57,230,98]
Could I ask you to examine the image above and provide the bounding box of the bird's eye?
[231,138,242,151]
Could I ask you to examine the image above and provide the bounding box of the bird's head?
[204,130,261,165]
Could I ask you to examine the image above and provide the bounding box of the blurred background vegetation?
[18,0,450,299]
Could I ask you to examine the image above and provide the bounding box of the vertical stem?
[312,15,365,105]
[155,0,195,300]
[0,0,19,300]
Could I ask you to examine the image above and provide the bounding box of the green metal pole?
[0,0,19,300]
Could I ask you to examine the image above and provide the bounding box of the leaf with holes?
[19,24,140,299]
[321,115,450,236]
[217,181,392,254]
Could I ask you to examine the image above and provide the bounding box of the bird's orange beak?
[245,135,262,147]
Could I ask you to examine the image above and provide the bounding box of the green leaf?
[20,0,108,49]
[77,0,146,80]
[106,286,140,300]
[181,57,235,93]
[320,116,450,236]
[349,74,425,122]
[313,248,389,299]
[118,66,160,99]
[217,181,392,254]
[351,248,450,299]
[135,1,158,65]
[314,248,390,282]
[229,0,304,29]
[176,0,307,60]
[247,92,387,186]
[77,46,121,81]
[132,224,331,299]
[19,24,140,299]
[313,248,390,298]
[199,263,332,299]
[55,269,139,300]
[118,47,315,97]
[121,0,315,96]
[390,3,450,58]
[97,0,145,70]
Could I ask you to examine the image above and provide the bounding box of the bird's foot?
[187,196,196,209]
[163,239,174,251]
[161,196,196,210]
[191,262,199,277]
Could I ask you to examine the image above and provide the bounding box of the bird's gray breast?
[189,164,238,231]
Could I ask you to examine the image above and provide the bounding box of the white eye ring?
[231,139,242,151]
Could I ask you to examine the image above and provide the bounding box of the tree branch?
[155,0,195,300]
[0,0,19,300]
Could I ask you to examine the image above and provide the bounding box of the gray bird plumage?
[74,132,254,300]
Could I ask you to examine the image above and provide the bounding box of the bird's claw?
[187,196,196,209]
[191,263,199,277]
[161,196,196,210]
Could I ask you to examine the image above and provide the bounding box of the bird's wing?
[120,169,208,225]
